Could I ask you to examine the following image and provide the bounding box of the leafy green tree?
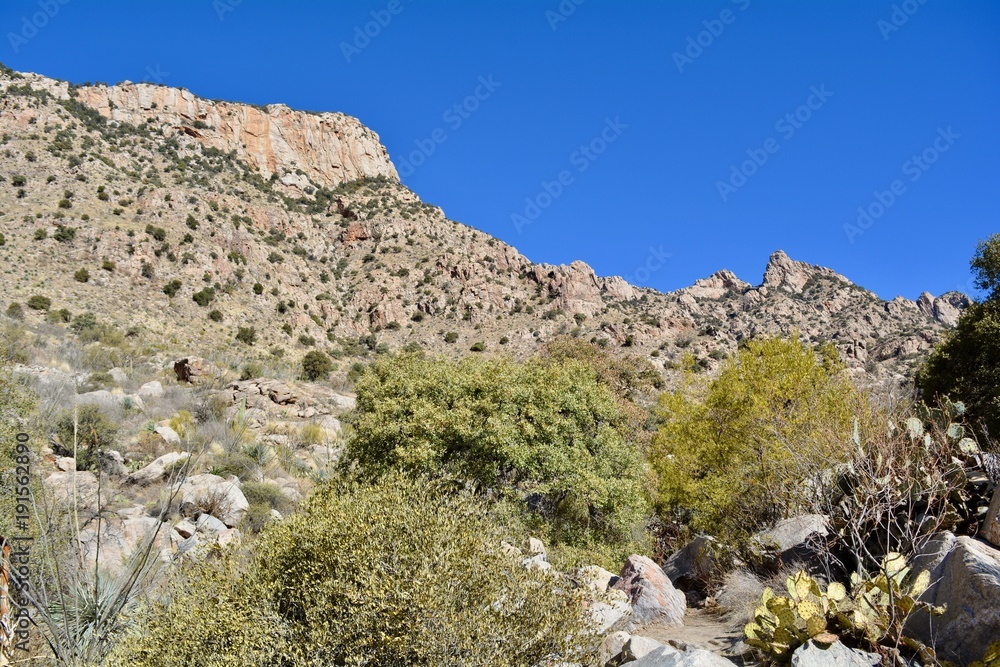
[344,352,650,559]
[652,337,859,541]
[919,234,1000,437]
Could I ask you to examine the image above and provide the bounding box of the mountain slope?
[0,66,963,384]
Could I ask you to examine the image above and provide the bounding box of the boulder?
[55,456,76,472]
[757,515,830,574]
[905,533,1000,664]
[577,565,618,592]
[127,451,189,486]
[612,555,686,625]
[109,367,128,384]
[173,357,222,385]
[173,518,197,539]
[984,486,1000,548]
[790,640,880,667]
[177,474,249,527]
[78,515,171,576]
[600,631,631,667]
[628,645,735,667]
[154,425,181,446]
[196,514,228,533]
[137,381,164,401]
[528,537,547,559]
[663,535,720,592]
[623,636,667,662]
[589,589,632,633]
[44,471,101,510]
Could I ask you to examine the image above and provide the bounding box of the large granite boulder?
[612,555,686,626]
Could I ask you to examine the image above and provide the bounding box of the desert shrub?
[111,476,597,667]
[162,279,181,297]
[651,337,859,543]
[74,268,90,283]
[207,309,223,322]
[239,362,262,381]
[345,352,650,562]
[192,287,215,307]
[252,282,263,295]
[45,308,72,324]
[235,326,256,346]
[469,341,486,352]
[34,228,47,241]
[240,480,292,532]
[444,331,458,343]
[144,224,166,241]
[6,303,24,320]
[300,350,333,381]
[812,400,988,575]
[54,404,119,471]
[26,295,52,311]
[299,422,324,445]
[919,234,1000,437]
[53,224,75,242]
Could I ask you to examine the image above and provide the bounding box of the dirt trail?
[633,608,747,661]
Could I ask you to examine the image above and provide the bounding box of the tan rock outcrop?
[73,82,398,190]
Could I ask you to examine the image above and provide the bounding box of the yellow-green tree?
[652,337,860,541]
[344,351,651,561]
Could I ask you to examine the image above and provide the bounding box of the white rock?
[137,380,164,400]
[56,456,76,472]
[154,425,181,445]
[127,451,189,486]
[178,474,249,527]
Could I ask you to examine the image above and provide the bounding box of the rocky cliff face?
[17,72,398,190]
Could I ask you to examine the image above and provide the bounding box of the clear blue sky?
[2,0,997,300]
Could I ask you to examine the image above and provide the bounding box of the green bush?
[235,326,256,346]
[53,224,75,242]
[252,282,263,295]
[301,350,334,381]
[34,228,47,241]
[26,295,51,311]
[208,309,223,322]
[74,268,90,283]
[345,352,650,561]
[5,303,23,320]
[919,234,1000,438]
[109,475,598,666]
[652,337,859,542]
[469,341,486,352]
[162,279,182,297]
[145,224,166,242]
[54,404,118,471]
[192,287,215,307]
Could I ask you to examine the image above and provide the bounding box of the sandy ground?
[632,608,748,662]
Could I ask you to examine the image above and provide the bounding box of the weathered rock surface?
[790,640,880,667]
[613,555,686,626]
[128,451,189,486]
[663,536,720,592]
[73,81,398,190]
[173,357,223,385]
[177,474,249,527]
[906,533,1000,664]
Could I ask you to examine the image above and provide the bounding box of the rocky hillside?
[0,65,964,384]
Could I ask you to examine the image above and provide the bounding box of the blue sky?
[2,0,997,300]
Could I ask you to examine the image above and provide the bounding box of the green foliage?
[74,267,90,283]
[345,352,650,560]
[652,337,859,541]
[252,282,263,295]
[162,279,181,297]
[235,326,256,346]
[469,341,486,352]
[745,556,944,662]
[919,234,1000,437]
[144,224,166,242]
[54,404,119,471]
[111,476,597,667]
[192,287,215,307]
[5,303,23,320]
[53,224,76,242]
[301,350,334,381]
[207,309,223,322]
[444,331,458,343]
[26,294,52,311]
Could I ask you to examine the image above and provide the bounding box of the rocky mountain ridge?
[0,65,965,386]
